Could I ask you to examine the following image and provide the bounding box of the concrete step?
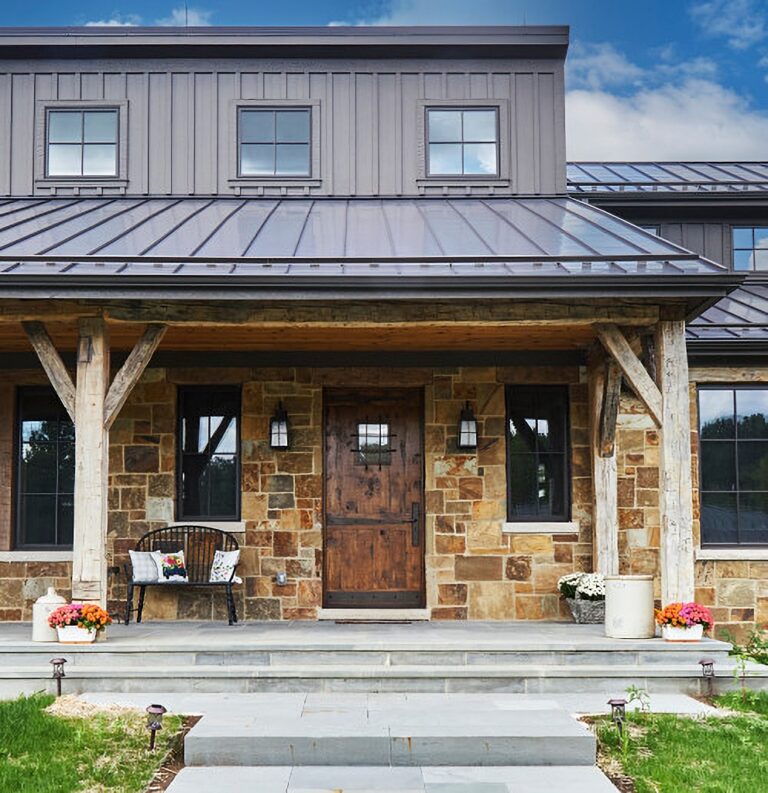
[166,765,618,792]
[182,694,596,767]
[317,608,430,621]
[3,661,759,696]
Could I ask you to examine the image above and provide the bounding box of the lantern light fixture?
[607,697,628,735]
[457,402,478,450]
[50,657,67,697]
[269,402,290,450]
[699,657,716,697]
[146,703,167,751]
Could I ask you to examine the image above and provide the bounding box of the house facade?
[0,25,759,637]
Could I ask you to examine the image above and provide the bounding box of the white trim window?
[46,108,119,178]
[426,108,499,177]
[238,107,311,177]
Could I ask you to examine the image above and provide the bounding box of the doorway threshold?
[317,608,430,622]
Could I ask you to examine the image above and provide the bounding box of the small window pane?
[733,250,753,271]
[19,495,57,546]
[48,111,82,143]
[241,143,275,175]
[276,110,309,143]
[463,143,497,175]
[428,111,462,142]
[83,144,117,176]
[754,250,768,270]
[537,454,566,516]
[701,441,736,491]
[732,228,754,247]
[429,143,462,175]
[738,442,768,491]
[209,415,237,454]
[240,111,274,143]
[57,495,74,546]
[84,111,117,143]
[739,493,768,543]
[276,144,310,175]
[737,390,768,437]
[463,110,497,142]
[207,455,238,516]
[58,443,75,491]
[754,227,768,247]
[507,456,538,517]
[48,144,81,176]
[357,423,392,467]
[699,389,735,438]
[701,492,738,544]
[20,442,58,493]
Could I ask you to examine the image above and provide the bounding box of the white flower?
[575,572,606,600]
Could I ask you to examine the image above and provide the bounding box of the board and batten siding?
[0,58,566,197]
[656,223,731,268]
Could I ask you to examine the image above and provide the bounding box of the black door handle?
[409,502,420,546]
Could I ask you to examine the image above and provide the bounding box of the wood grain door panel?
[323,388,424,608]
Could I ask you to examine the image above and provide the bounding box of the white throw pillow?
[209,549,240,583]
[151,550,189,583]
[129,550,163,583]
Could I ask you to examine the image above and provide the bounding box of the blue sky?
[2,0,768,159]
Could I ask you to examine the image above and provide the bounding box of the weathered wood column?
[655,318,695,603]
[72,318,110,604]
[588,354,620,575]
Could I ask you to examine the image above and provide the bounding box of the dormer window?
[426,108,499,177]
[238,108,311,177]
[46,109,119,178]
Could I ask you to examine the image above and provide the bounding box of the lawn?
[594,691,768,793]
[0,693,183,793]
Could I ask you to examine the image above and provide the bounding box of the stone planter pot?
[604,575,655,639]
[662,624,704,642]
[56,625,96,644]
[566,597,605,624]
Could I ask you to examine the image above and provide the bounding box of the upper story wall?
[0,53,566,198]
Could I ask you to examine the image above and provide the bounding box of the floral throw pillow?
[209,549,240,583]
[152,550,189,583]
[129,550,162,582]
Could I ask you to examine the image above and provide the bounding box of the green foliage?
[0,693,182,793]
[596,712,768,793]
[626,684,651,713]
[715,690,768,716]
[725,628,768,666]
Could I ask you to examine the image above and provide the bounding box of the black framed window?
[16,387,75,548]
[426,108,499,176]
[733,226,768,271]
[506,385,570,522]
[46,109,118,177]
[178,387,241,521]
[238,108,311,176]
[699,386,768,545]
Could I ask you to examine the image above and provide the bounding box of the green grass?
[595,711,768,793]
[0,693,182,793]
[715,690,768,716]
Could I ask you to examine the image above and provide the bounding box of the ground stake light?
[608,697,627,735]
[50,657,67,697]
[699,657,716,697]
[146,704,167,751]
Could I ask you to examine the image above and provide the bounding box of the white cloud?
[334,0,526,26]
[567,42,645,91]
[85,14,141,27]
[155,6,212,26]
[690,0,767,50]
[566,78,768,160]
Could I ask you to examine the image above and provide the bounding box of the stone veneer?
[0,365,765,636]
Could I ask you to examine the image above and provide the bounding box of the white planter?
[604,575,655,639]
[662,624,704,642]
[32,587,67,642]
[56,625,96,644]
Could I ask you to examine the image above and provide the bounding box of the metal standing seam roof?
[0,196,726,276]
[688,283,768,342]
[567,162,768,194]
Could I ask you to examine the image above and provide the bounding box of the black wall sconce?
[270,402,290,449]
[457,402,478,450]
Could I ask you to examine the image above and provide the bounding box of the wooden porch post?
[588,354,620,575]
[72,318,110,604]
[655,318,695,603]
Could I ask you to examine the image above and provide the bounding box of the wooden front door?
[324,388,424,608]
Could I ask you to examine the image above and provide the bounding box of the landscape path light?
[50,657,67,697]
[146,703,167,751]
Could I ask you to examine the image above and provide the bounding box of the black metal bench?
[124,525,240,625]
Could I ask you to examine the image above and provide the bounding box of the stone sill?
[0,551,73,562]
[502,521,579,534]
[696,548,768,561]
[166,521,246,533]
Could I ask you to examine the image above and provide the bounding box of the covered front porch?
[0,195,741,624]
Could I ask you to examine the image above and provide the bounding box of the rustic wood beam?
[596,324,663,428]
[103,324,166,430]
[21,321,77,422]
[71,318,110,606]
[599,360,622,457]
[588,353,619,576]
[656,319,695,603]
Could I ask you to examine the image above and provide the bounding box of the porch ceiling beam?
[103,323,167,430]
[21,321,77,422]
[596,324,663,428]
